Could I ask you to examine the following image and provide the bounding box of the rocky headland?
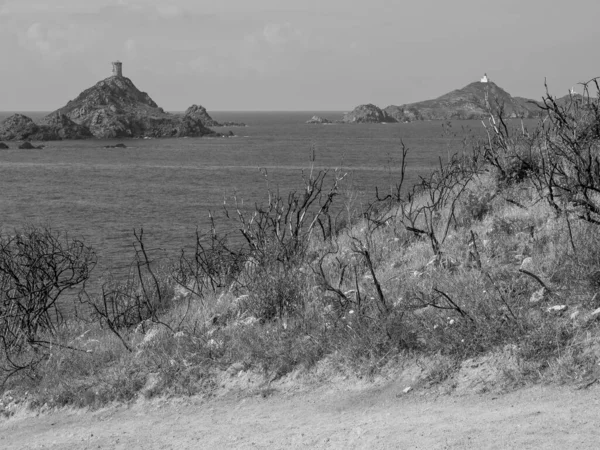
[344,80,542,123]
[341,104,396,123]
[0,67,242,141]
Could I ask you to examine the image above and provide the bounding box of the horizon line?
[0,109,350,114]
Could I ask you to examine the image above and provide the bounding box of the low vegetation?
[3,80,600,413]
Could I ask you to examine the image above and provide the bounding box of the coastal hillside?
[384,80,541,121]
[342,78,542,123]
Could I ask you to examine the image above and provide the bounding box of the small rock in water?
[18,141,41,149]
[306,115,332,124]
[104,143,127,148]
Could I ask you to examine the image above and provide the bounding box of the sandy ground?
[1,382,599,450]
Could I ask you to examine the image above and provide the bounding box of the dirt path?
[1,383,599,449]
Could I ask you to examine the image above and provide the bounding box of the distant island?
[306,115,333,124]
[0,61,245,141]
[342,74,547,123]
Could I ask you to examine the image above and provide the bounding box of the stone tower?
[480,73,489,83]
[112,61,123,77]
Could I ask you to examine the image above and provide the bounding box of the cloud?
[0,0,108,15]
[124,38,137,54]
[19,21,98,60]
[262,22,302,47]
[155,4,183,18]
[185,22,308,77]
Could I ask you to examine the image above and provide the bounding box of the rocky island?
[306,115,332,124]
[0,62,242,140]
[343,74,542,123]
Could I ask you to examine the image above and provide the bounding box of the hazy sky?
[1,0,600,111]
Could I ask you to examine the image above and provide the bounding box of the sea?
[0,111,524,278]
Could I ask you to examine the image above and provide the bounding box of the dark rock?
[40,113,93,139]
[306,115,332,124]
[383,105,421,122]
[0,142,8,149]
[183,105,221,127]
[0,114,41,140]
[18,141,42,149]
[341,104,396,123]
[103,143,127,148]
[184,105,246,127]
[0,113,92,141]
[219,121,247,127]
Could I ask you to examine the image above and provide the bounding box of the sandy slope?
[1,382,599,450]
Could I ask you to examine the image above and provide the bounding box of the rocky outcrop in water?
[0,113,91,141]
[18,141,44,149]
[342,104,396,123]
[45,76,223,139]
[0,142,9,149]
[306,115,332,124]
[184,105,246,127]
[103,143,127,149]
[0,69,240,141]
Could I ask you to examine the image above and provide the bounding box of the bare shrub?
[0,226,95,378]
[80,229,174,351]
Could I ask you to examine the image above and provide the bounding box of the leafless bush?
[482,78,600,225]
[229,165,347,268]
[224,164,347,320]
[375,143,480,255]
[0,226,95,377]
[80,229,173,351]
[173,218,244,301]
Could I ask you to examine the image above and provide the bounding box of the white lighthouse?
[480,73,489,83]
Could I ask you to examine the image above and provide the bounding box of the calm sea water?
[0,111,523,275]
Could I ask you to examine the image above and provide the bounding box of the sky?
[1,0,600,111]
